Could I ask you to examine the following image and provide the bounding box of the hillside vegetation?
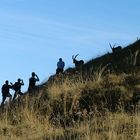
[1,40,140,140]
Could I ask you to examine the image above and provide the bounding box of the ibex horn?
[113,43,116,48]
[109,43,112,49]
[75,54,79,58]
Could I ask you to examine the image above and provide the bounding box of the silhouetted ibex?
[72,54,84,69]
[109,43,122,53]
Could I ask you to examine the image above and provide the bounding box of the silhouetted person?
[28,72,39,95]
[56,58,65,74]
[12,78,24,101]
[1,80,12,106]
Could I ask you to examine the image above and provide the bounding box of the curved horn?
[75,54,79,58]
[109,43,112,49]
[72,55,75,59]
[113,43,116,48]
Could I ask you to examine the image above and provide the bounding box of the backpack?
[12,82,19,92]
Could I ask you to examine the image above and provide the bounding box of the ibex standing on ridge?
[109,43,122,53]
[72,54,84,69]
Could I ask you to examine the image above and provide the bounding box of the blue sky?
[0,0,140,102]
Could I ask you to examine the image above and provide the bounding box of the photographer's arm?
[36,75,39,81]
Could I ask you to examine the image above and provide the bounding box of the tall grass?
[0,67,140,139]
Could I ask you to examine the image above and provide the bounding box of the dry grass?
[1,68,140,140]
[0,108,140,140]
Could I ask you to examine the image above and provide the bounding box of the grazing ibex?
[109,43,122,53]
[72,54,84,69]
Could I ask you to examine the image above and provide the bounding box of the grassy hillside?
[1,40,140,140]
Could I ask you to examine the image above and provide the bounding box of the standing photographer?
[28,72,39,95]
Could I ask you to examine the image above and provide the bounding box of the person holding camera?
[12,78,24,101]
[28,72,39,95]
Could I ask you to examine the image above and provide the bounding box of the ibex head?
[109,43,116,49]
[72,54,84,68]
[72,54,79,64]
[109,43,122,53]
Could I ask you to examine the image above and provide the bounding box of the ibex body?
[72,54,84,69]
[109,43,122,53]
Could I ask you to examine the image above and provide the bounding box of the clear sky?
[0,0,140,102]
